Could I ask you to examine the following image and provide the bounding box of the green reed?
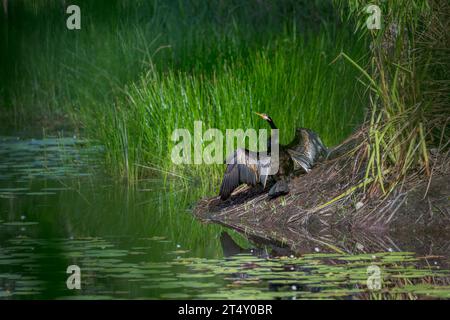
[0,0,368,188]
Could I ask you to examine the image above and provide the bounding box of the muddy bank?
[194,139,449,254]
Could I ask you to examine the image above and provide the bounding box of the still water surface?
[0,136,449,299]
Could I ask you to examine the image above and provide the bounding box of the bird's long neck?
[268,120,277,130]
[266,119,277,153]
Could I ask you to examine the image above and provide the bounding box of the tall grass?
[86,29,368,184]
[1,0,369,188]
[334,0,449,196]
[0,0,336,123]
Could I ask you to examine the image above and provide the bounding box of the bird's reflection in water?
[219,232,327,295]
[220,232,293,258]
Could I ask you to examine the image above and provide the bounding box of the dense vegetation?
[334,0,449,196]
[1,0,447,197]
[0,0,368,184]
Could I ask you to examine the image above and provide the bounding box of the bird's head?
[254,112,277,130]
[254,112,272,122]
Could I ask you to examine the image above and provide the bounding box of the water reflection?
[0,136,449,299]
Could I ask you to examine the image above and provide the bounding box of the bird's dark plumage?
[285,128,328,173]
[219,148,271,200]
[219,114,327,200]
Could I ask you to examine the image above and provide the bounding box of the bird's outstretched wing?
[219,148,271,200]
[286,128,328,172]
[286,149,313,172]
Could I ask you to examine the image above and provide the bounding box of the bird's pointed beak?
[254,112,265,119]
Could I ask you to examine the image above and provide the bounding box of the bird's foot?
[268,180,289,199]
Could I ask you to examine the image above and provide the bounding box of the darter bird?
[219,112,328,200]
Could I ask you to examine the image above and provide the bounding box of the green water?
[1,136,449,299]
